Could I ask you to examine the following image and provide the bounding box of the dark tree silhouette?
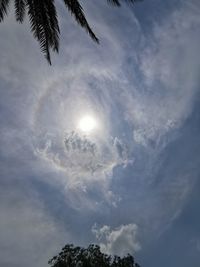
[48,244,141,267]
[0,0,138,64]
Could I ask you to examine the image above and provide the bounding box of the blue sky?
[0,0,200,266]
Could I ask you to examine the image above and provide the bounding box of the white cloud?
[92,223,141,256]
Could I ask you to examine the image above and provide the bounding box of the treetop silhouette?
[48,243,141,267]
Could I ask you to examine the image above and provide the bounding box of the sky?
[0,0,200,266]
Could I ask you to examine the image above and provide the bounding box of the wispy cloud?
[0,182,67,267]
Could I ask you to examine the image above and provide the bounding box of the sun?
[78,115,97,133]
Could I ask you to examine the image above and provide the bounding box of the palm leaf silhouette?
[0,0,10,22]
[0,0,138,64]
[15,0,26,22]
[63,0,99,43]
[26,0,60,64]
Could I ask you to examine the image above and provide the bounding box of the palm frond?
[0,0,10,22]
[1,0,141,65]
[43,0,60,52]
[107,0,120,6]
[15,0,26,23]
[63,0,99,43]
[107,0,139,6]
[26,0,60,64]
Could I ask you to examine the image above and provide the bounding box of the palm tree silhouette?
[0,0,137,64]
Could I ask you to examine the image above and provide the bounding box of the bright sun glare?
[78,115,97,133]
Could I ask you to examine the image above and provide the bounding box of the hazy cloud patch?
[0,185,67,267]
